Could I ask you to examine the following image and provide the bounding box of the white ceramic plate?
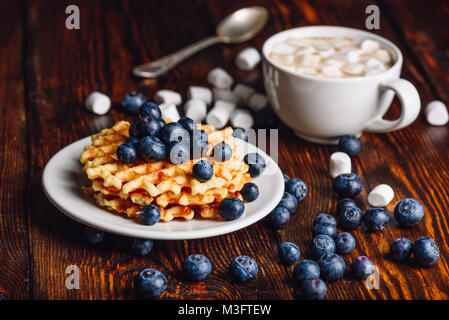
[42,136,284,240]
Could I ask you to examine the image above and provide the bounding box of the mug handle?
[364,78,420,132]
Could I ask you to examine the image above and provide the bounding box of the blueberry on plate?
[268,206,290,229]
[240,182,259,202]
[159,122,190,145]
[232,127,250,142]
[212,142,233,162]
[182,254,212,281]
[389,238,413,261]
[293,260,320,284]
[313,213,336,226]
[134,268,167,299]
[244,153,266,177]
[337,205,363,230]
[131,239,154,256]
[285,178,307,202]
[350,256,375,279]
[178,116,196,133]
[311,234,336,258]
[159,118,166,128]
[83,227,104,245]
[141,204,161,226]
[117,143,138,164]
[278,192,298,214]
[139,101,161,119]
[394,198,425,227]
[218,197,245,221]
[129,121,138,137]
[336,197,357,212]
[229,255,258,282]
[283,173,290,184]
[125,136,140,147]
[192,160,213,182]
[122,91,146,114]
[363,208,389,231]
[335,232,356,254]
[190,130,209,159]
[279,242,300,265]
[300,278,327,300]
[168,141,190,164]
[413,236,439,267]
[312,222,337,238]
[137,136,166,162]
[136,116,162,137]
[338,135,362,156]
[318,253,346,281]
[255,106,277,129]
[332,173,363,198]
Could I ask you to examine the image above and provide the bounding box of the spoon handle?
[133,36,221,78]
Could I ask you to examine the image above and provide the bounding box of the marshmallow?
[207,68,233,89]
[374,49,392,64]
[296,53,321,68]
[213,88,239,104]
[206,100,236,129]
[247,93,268,111]
[313,39,332,51]
[367,184,394,207]
[323,58,344,68]
[187,86,213,105]
[321,66,344,78]
[154,90,182,106]
[269,53,295,66]
[85,92,111,115]
[360,39,380,53]
[329,152,351,178]
[342,63,365,76]
[365,63,387,76]
[296,46,317,55]
[160,103,180,122]
[318,47,335,58]
[329,38,353,49]
[230,109,254,129]
[232,84,255,103]
[425,100,449,126]
[363,57,382,68]
[334,50,361,63]
[235,47,261,71]
[271,43,296,55]
[184,99,207,121]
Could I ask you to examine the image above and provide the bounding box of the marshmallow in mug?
[85,92,111,115]
[154,90,182,106]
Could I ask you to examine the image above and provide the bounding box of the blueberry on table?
[338,135,362,156]
[244,153,266,178]
[232,127,250,142]
[193,160,213,182]
[178,116,196,133]
[312,222,337,238]
[83,227,104,245]
[122,91,146,114]
[350,256,375,279]
[318,253,346,281]
[131,239,154,256]
[389,238,413,261]
[268,206,290,229]
[218,197,245,221]
[336,197,357,212]
[413,236,439,267]
[363,208,389,231]
[313,213,336,226]
[137,136,166,162]
[168,141,190,165]
[141,204,161,226]
[300,278,327,300]
[159,118,166,128]
[335,232,356,254]
[240,182,259,202]
[134,268,167,299]
[229,255,258,282]
[278,192,298,213]
[337,205,363,230]
[139,101,161,119]
[394,198,425,227]
[293,260,320,284]
[136,116,162,137]
[285,178,307,202]
[182,254,212,281]
[311,234,336,258]
[332,173,363,198]
[283,173,290,184]
[212,142,233,162]
[117,143,137,164]
[159,122,190,145]
[279,242,300,265]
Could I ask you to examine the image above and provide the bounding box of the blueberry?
[318,253,346,281]
[240,182,259,202]
[363,208,389,231]
[313,213,336,226]
[218,197,245,221]
[336,197,357,212]
[337,205,363,230]
[131,239,153,256]
[255,106,277,129]
[129,121,138,137]
[332,173,363,198]
[229,255,258,282]
[190,130,209,159]
[285,178,307,202]
[117,143,137,164]
[268,206,290,229]
[141,204,161,226]
[212,142,233,162]
[283,173,290,184]
[126,136,139,147]
[279,242,300,265]
[134,268,167,299]
[159,118,166,128]
[278,192,298,213]
[168,142,190,164]
[312,222,337,238]
[293,260,320,284]
[232,127,250,142]
[413,236,439,267]
[300,278,327,300]
[122,91,146,114]
[192,160,213,182]
[182,254,212,281]
[394,198,425,227]
[335,232,356,254]
[159,122,190,146]
[139,101,161,119]
[389,238,413,261]
[350,256,375,279]
[178,116,195,133]
[83,227,104,245]
[137,136,166,162]
[136,116,162,137]
[244,153,266,177]
[311,235,336,258]
[338,135,362,156]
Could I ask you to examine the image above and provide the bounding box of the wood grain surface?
[1,0,448,299]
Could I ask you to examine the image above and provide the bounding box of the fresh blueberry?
[279,242,300,265]
[159,118,166,128]
[192,160,213,182]
[255,106,277,129]
[363,208,389,231]
[337,205,363,230]
[129,121,138,137]
[122,91,146,114]
[117,143,137,164]
[141,204,161,226]
[218,197,245,221]
[394,198,425,227]
[313,213,336,226]
[311,234,336,258]
[126,136,139,147]
[159,122,190,146]
[336,198,357,212]
[350,256,375,279]
[278,192,298,213]
[268,206,290,229]
[293,260,320,284]
[83,227,104,245]
[168,141,190,164]
[240,182,259,202]
[182,254,212,281]
[300,278,327,300]
[131,239,153,256]
[232,127,250,142]
[244,153,266,178]
[190,129,209,159]
[137,136,166,162]
[283,173,290,184]
[136,116,162,137]
[413,236,439,267]
[389,238,413,261]
[212,142,233,162]
[229,255,258,282]
[335,232,356,254]
[139,101,161,119]
[338,135,362,156]
[178,116,195,133]
[285,178,307,202]
[312,222,337,238]
[318,253,346,281]
[332,173,363,198]
[134,268,167,298]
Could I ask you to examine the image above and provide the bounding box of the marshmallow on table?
[360,39,380,53]
[184,99,207,121]
[207,68,233,89]
[235,47,261,71]
[159,103,180,122]
[247,93,268,112]
[329,152,351,179]
[213,88,239,104]
[187,86,212,105]
[85,92,111,115]
[425,100,449,126]
[154,90,182,106]
[233,84,255,103]
[230,109,254,129]
[206,100,236,129]
[368,184,394,207]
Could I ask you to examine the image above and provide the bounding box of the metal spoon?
[133,6,269,78]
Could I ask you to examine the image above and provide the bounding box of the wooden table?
[1,0,448,300]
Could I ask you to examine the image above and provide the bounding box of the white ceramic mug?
[262,26,421,144]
